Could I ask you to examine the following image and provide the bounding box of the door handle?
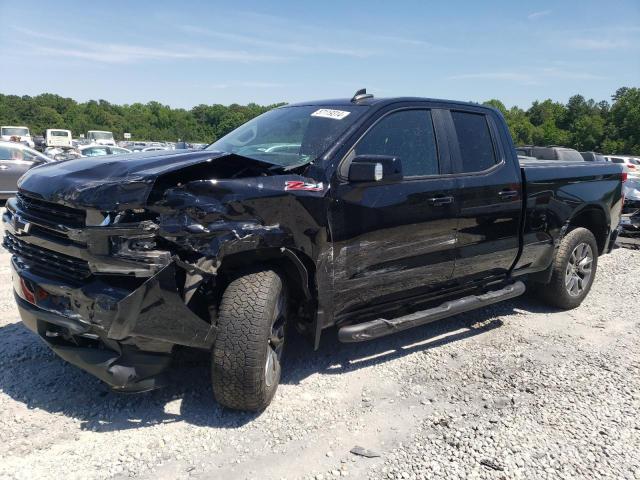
[428,196,454,206]
[0,165,8,170]
[498,190,518,200]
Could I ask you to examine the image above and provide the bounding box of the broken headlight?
[110,235,172,265]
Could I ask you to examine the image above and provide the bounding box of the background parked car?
[33,135,46,152]
[45,129,73,148]
[0,126,35,148]
[44,146,83,161]
[580,151,606,162]
[141,146,169,152]
[0,141,52,199]
[78,145,132,157]
[604,155,640,173]
[86,130,116,146]
[515,145,584,161]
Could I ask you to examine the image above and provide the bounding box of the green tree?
[1,89,638,155]
[606,87,640,154]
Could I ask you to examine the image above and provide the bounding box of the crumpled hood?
[17,150,280,211]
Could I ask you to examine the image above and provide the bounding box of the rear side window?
[354,109,439,177]
[451,111,497,172]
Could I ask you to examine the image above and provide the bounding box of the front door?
[329,107,458,318]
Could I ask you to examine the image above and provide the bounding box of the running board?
[338,281,526,343]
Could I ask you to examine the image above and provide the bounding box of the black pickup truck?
[3,91,624,411]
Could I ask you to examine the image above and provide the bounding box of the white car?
[86,130,116,146]
[78,145,132,157]
[0,126,35,148]
[604,155,640,173]
[141,146,169,152]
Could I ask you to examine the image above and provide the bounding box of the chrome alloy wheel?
[265,293,286,387]
[565,242,594,297]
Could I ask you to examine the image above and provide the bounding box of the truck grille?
[4,233,91,279]
[16,193,85,228]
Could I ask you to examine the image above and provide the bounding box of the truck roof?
[285,96,490,110]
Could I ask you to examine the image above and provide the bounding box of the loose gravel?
[0,220,638,479]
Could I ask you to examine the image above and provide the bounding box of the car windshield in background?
[207,105,366,167]
[1,127,29,136]
[90,132,113,140]
[51,131,68,136]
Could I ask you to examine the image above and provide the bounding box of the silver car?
[0,142,52,200]
[78,145,132,157]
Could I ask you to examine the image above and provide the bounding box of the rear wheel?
[538,227,598,309]
[211,270,287,411]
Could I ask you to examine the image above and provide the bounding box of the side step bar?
[338,281,526,343]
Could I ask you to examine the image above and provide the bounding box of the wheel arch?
[215,247,319,341]
[567,205,609,255]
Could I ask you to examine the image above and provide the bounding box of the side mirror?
[348,154,403,183]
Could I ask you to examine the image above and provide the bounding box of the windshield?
[89,131,114,140]
[207,105,366,167]
[2,127,29,137]
[50,130,70,137]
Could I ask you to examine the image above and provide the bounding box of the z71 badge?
[284,180,324,192]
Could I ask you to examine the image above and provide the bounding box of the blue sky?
[1,0,638,109]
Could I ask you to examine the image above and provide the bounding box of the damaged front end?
[4,202,217,390]
[3,150,325,391]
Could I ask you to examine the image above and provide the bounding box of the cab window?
[354,109,439,177]
[451,111,498,173]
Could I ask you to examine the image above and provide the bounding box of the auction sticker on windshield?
[311,109,351,120]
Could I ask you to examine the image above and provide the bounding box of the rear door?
[445,108,523,284]
[330,105,458,316]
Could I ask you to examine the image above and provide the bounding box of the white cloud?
[367,34,457,53]
[528,10,552,20]
[181,20,454,58]
[13,27,287,64]
[447,67,607,85]
[240,81,289,88]
[180,25,374,58]
[447,72,536,84]
[568,38,631,50]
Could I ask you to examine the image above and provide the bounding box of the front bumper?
[10,256,216,391]
[16,294,171,392]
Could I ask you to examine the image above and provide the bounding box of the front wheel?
[211,270,287,411]
[538,227,598,309]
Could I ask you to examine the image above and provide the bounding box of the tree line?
[483,87,639,155]
[0,87,638,154]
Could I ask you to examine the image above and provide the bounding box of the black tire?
[211,270,287,411]
[538,227,598,309]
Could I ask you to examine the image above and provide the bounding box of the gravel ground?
[0,219,638,479]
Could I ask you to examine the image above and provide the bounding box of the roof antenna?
[351,88,374,103]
